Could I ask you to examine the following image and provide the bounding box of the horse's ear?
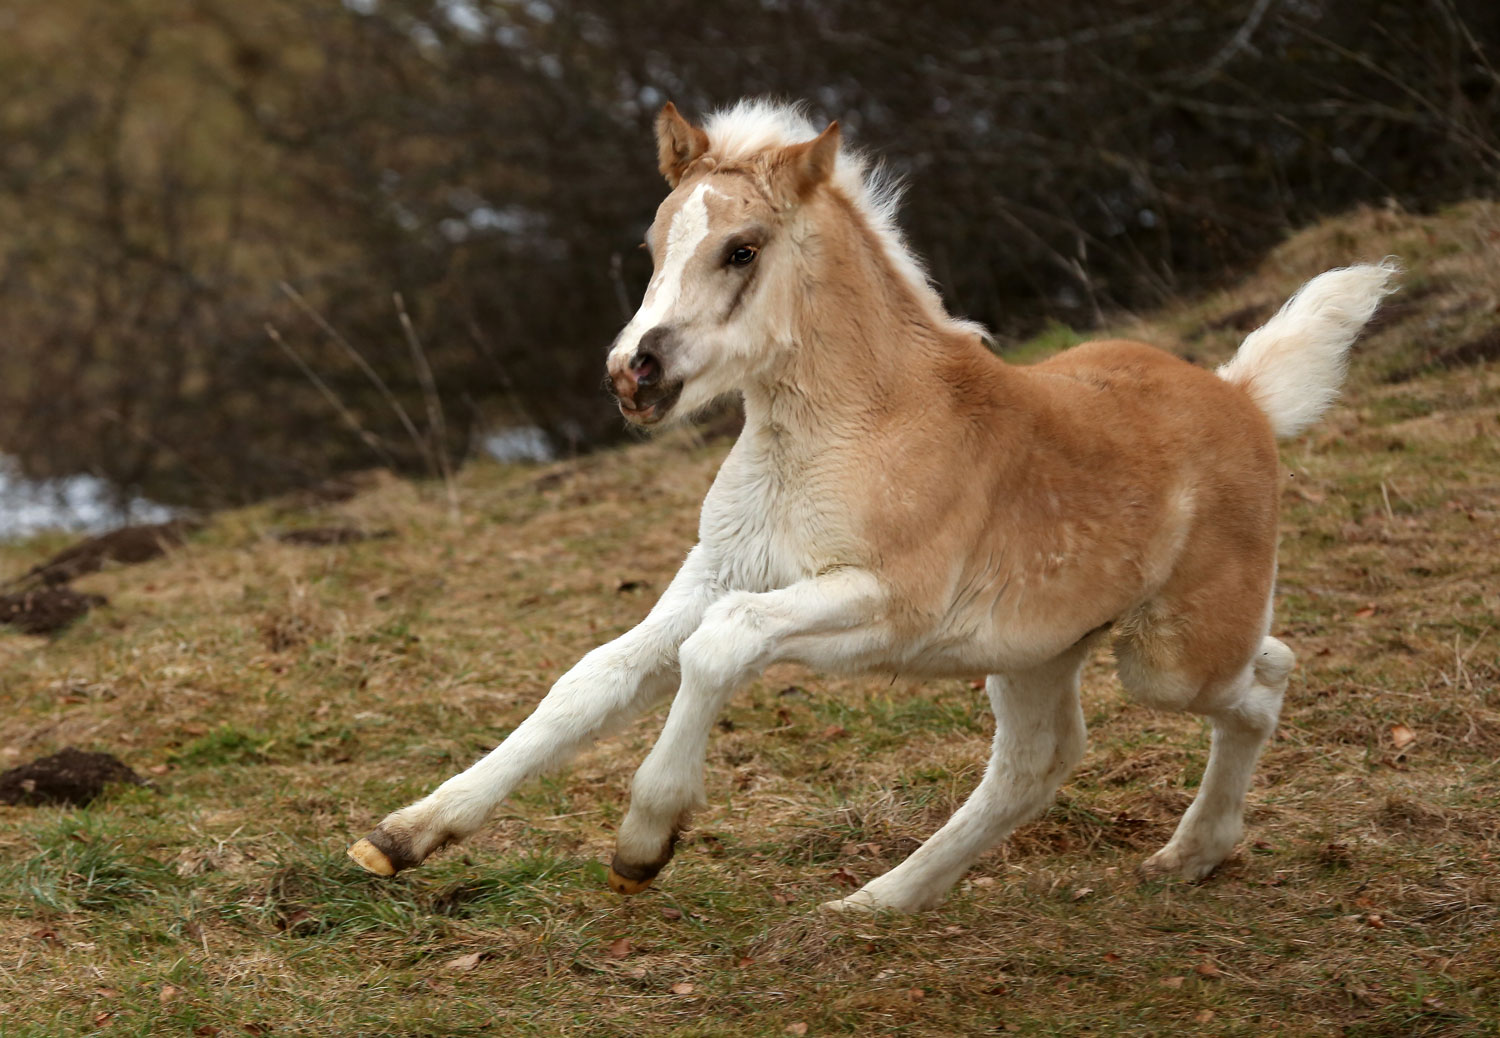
[770,121,840,202]
[656,103,709,187]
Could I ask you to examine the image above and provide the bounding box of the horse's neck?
[740,237,996,461]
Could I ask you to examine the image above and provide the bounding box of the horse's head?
[606,102,841,426]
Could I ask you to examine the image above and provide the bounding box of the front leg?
[609,568,888,893]
[349,546,720,876]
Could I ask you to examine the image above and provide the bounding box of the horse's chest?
[698,457,849,593]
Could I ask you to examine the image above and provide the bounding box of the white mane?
[702,99,986,339]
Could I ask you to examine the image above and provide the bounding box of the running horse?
[350,100,1395,912]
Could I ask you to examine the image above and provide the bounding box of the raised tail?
[1217,261,1399,438]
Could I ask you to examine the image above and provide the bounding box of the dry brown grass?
[0,201,1496,1036]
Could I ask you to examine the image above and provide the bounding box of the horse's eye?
[728,244,758,267]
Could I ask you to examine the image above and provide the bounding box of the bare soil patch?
[3,519,198,588]
[0,586,106,634]
[0,747,146,806]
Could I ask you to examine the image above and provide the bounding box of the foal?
[350,100,1395,913]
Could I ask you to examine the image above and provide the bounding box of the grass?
[1,201,1498,1036]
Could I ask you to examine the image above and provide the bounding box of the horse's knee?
[679,591,768,687]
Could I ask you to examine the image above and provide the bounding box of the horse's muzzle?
[608,346,682,424]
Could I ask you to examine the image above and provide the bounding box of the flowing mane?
[700,99,985,340]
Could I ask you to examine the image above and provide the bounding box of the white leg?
[607,569,889,892]
[824,645,1091,914]
[349,546,721,875]
[1140,636,1293,880]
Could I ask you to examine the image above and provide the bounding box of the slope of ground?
[0,201,1496,1036]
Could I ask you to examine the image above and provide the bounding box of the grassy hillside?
[0,201,1497,1037]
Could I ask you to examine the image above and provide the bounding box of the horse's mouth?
[619,380,683,425]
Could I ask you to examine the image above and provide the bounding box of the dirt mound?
[0,587,107,634]
[0,747,146,806]
[7,519,200,587]
[1385,326,1500,383]
[275,526,394,546]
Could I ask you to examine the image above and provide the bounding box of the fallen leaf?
[736,956,755,968]
[906,988,926,1001]
[1194,960,1222,978]
[660,907,683,920]
[444,952,484,971]
[785,1025,809,1036]
[828,866,860,888]
[192,1027,221,1037]
[1070,886,1094,901]
[1354,604,1377,618]
[1390,724,1417,750]
[93,1012,115,1026]
[605,937,633,959]
[1102,953,1121,963]
[95,987,122,999]
[1195,1010,1216,1023]
[160,984,184,1003]
[670,982,695,995]
[277,909,313,931]
[819,724,848,740]
[1161,976,1185,988]
[1366,914,1386,928]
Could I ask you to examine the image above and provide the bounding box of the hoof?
[819,890,917,915]
[819,896,875,914]
[1138,845,1224,883]
[348,837,397,876]
[348,826,432,876]
[606,866,655,895]
[348,828,426,876]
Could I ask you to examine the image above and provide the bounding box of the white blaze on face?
[610,180,720,366]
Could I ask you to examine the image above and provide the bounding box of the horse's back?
[1022,337,1277,479]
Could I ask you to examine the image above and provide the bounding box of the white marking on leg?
[375,546,721,859]
[1142,635,1291,881]
[825,647,1090,913]
[614,570,888,869]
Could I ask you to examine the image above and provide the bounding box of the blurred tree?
[0,0,1494,506]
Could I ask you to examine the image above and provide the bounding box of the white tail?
[1218,262,1399,438]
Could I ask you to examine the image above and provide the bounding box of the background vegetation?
[1,0,1496,507]
[1,200,1497,1035]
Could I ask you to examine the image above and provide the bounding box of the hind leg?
[1138,635,1293,880]
[823,642,1091,913]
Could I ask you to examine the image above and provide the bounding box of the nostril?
[631,351,661,387]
